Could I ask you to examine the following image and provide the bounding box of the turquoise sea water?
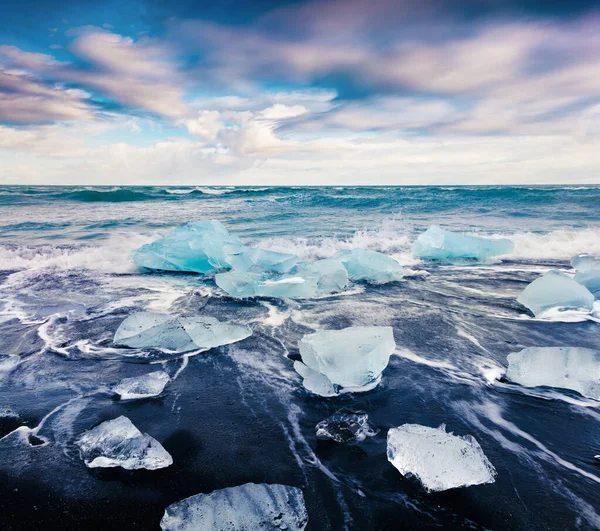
[1,186,599,530]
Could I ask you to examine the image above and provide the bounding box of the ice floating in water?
[294,327,395,396]
[160,483,308,531]
[516,270,594,317]
[132,220,244,274]
[76,416,172,470]
[114,311,252,353]
[336,249,404,284]
[113,371,170,400]
[226,246,299,273]
[506,347,600,400]
[571,254,600,296]
[216,259,348,299]
[386,424,496,492]
[315,408,378,443]
[412,225,514,260]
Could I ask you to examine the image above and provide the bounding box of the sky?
[1,0,600,185]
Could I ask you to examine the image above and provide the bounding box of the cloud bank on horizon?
[1,0,600,185]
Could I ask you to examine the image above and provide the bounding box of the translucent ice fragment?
[76,416,172,470]
[114,311,252,353]
[336,249,404,284]
[294,327,395,396]
[516,270,594,317]
[113,371,170,400]
[506,347,600,400]
[160,483,308,531]
[132,220,244,273]
[571,254,600,273]
[412,225,514,260]
[570,255,600,295]
[386,424,496,492]
[215,259,348,299]
[315,408,378,443]
[226,246,299,273]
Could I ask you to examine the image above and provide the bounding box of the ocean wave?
[505,228,600,260]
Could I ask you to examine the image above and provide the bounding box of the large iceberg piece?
[76,416,172,470]
[316,408,378,443]
[506,347,600,400]
[412,225,514,260]
[114,311,252,353]
[113,371,170,400]
[160,483,308,531]
[215,259,348,299]
[132,220,244,274]
[336,249,404,284]
[386,424,496,492]
[226,246,299,273]
[294,327,395,396]
[516,270,594,317]
[571,255,600,296]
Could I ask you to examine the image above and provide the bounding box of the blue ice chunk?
[76,416,172,470]
[506,347,600,400]
[113,371,170,400]
[571,254,600,295]
[336,249,404,284]
[226,246,299,273]
[131,220,244,274]
[571,254,600,273]
[114,311,252,353]
[412,225,514,260]
[294,259,348,295]
[516,270,594,317]
[294,327,396,396]
[215,259,348,299]
[387,424,496,492]
[160,483,308,531]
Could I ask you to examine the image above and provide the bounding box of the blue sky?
[1,0,600,184]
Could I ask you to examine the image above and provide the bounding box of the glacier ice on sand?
[160,483,308,531]
[113,371,170,400]
[506,347,600,400]
[412,225,514,260]
[315,408,378,443]
[131,220,244,274]
[516,270,594,317]
[226,246,299,273]
[75,416,172,470]
[114,311,252,353]
[336,248,404,284]
[571,254,600,295]
[294,326,396,396]
[215,259,348,299]
[386,424,497,492]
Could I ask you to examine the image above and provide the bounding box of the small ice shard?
[506,347,600,400]
[160,483,308,531]
[76,416,172,470]
[315,408,378,443]
[132,220,244,274]
[113,371,170,400]
[114,311,252,353]
[215,259,348,299]
[294,327,395,396]
[386,424,497,492]
[226,246,299,273]
[412,225,514,260]
[571,255,600,296]
[336,249,404,284]
[516,270,594,317]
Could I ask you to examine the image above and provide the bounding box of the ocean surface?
[1,185,599,530]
